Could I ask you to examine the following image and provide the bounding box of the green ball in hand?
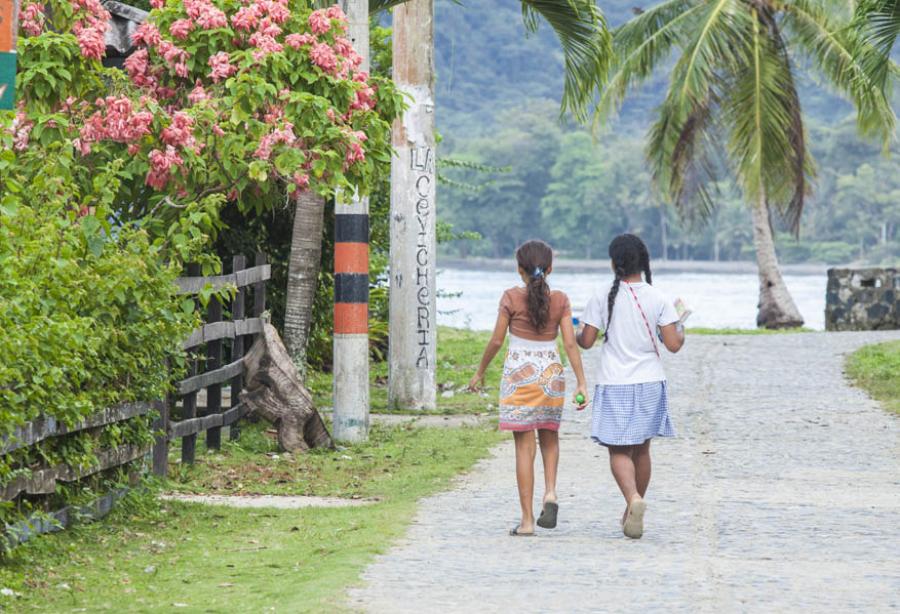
[575,393,585,405]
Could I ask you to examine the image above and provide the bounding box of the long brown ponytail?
[516,240,553,331]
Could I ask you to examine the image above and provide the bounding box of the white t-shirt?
[580,281,679,385]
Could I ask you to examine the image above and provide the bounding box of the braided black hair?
[605,234,652,342]
[516,239,553,331]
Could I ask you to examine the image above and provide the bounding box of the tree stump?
[240,324,334,452]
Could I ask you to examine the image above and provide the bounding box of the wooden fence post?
[151,396,169,477]
[254,252,267,317]
[229,254,247,441]
[204,296,223,450]
[181,263,201,465]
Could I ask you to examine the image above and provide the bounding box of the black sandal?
[537,501,559,529]
[509,526,534,537]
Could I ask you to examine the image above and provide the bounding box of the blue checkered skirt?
[590,381,676,446]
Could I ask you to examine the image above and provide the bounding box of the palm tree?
[595,0,895,328]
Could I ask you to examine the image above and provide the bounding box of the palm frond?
[724,7,812,234]
[783,0,896,147]
[593,0,704,129]
[520,0,613,122]
[855,0,900,61]
[645,0,748,220]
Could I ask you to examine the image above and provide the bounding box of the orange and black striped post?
[333,195,370,442]
[332,0,370,442]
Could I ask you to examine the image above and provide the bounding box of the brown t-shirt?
[499,287,572,342]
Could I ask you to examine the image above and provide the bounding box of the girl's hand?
[467,372,485,392]
[573,383,589,411]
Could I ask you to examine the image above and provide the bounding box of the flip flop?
[623,498,646,539]
[509,526,534,537]
[536,501,559,529]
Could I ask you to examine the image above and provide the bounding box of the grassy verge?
[308,327,503,414]
[846,340,900,415]
[0,423,504,612]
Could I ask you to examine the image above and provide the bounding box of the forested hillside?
[433,0,899,265]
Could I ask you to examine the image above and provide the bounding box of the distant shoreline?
[439,256,829,276]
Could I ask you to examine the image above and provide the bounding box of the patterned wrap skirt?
[499,335,566,431]
[590,381,676,446]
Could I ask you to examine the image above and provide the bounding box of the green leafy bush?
[0,128,198,543]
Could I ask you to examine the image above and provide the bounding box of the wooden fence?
[2,254,270,545]
[153,253,270,476]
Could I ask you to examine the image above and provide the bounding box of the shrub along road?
[350,331,900,612]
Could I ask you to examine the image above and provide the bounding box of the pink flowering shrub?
[7,0,401,235]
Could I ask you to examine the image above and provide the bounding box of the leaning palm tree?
[595,0,895,328]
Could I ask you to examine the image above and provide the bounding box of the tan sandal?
[623,497,646,539]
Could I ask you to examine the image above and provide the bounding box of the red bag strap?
[624,282,660,358]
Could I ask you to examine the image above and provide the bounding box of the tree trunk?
[331,0,371,443]
[751,193,804,329]
[388,0,437,411]
[240,324,333,452]
[283,191,325,373]
[660,206,668,261]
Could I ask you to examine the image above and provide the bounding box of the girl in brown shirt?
[469,239,588,536]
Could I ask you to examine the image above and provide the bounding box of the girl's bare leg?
[537,429,559,504]
[609,445,639,503]
[513,431,537,533]
[633,439,652,497]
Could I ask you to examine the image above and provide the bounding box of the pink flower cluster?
[309,6,346,35]
[254,124,296,160]
[146,146,184,190]
[11,112,33,152]
[208,52,237,83]
[345,130,367,166]
[70,0,111,60]
[309,43,337,73]
[75,96,153,155]
[188,82,210,104]
[285,33,315,49]
[184,0,228,30]
[161,112,198,152]
[350,73,376,112]
[20,3,45,37]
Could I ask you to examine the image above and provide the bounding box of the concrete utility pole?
[332,0,371,442]
[388,0,437,411]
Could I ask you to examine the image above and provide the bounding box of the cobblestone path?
[349,332,900,613]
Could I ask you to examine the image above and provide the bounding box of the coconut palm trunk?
[751,193,803,328]
[283,191,325,371]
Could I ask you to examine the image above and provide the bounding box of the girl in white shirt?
[577,234,685,539]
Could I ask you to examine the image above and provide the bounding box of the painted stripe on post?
[334,242,368,275]
[335,214,369,243]
[335,303,368,335]
[334,273,369,304]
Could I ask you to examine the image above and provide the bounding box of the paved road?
[348,332,900,613]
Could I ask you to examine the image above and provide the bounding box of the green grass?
[687,327,813,335]
[846,341,900,415]
[308,327,504,414]
[0,423,505,612]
